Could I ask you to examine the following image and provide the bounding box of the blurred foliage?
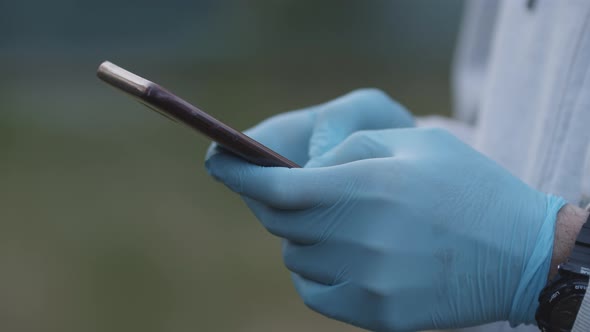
[0,1,462,331]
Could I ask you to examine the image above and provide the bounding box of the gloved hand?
[218,88,413,168]
[205,96,566,331]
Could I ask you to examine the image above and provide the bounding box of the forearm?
[549,204,590,280]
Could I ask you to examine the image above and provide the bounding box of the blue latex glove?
[219,88,413,168]
[205,95,566,331]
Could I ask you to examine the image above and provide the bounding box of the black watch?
[536,213,590,332]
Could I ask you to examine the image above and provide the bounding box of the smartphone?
[97,61,300,168]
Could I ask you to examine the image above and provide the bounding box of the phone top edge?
[97,61,152,98]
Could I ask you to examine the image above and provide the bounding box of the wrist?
[549,203,590,280]
[535,203,590,331]
[509,195,567,326]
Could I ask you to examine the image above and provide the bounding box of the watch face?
[550,293,583,330]
[536,276,589,332]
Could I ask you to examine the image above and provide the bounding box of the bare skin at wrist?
[549,204,590,280]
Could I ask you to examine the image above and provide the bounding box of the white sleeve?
[415,2,500,149]
[451,0,499,124]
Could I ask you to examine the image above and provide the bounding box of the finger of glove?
[307,127,463,168]
[291,273,380,331]
[306,130,393,168]
[206,151,342,210]
[282,240,347,285]
[242,198,324,244]
[308,88,413,160]
[242,109,316,165]
[205,109,316,166]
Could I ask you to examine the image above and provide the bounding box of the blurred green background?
[0,1,463,331]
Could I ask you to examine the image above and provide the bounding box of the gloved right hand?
[206,127,566,331]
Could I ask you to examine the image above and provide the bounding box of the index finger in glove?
[309,88,413,159]
[205,151,345,210]
[205,108,317,166]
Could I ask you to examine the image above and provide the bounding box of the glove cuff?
[508,194,567,326]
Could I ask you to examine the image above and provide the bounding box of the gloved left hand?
[206,123,565,331]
